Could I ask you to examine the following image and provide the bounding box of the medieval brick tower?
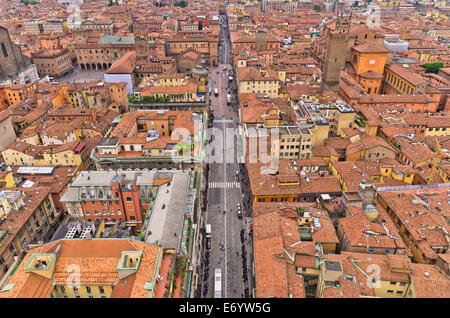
[320,7,351,93]
[134,33,149,62]
[255,29,267,52]
[133,18,150,62]
[0,26,30,82]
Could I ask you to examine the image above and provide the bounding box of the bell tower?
[320,6,351,93]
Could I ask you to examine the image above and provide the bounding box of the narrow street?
[197,12,254,299]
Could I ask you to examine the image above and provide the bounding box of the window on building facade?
[1,43,8,58]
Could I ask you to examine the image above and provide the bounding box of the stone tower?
[255,29,267,52]
[135,35,149,61]
[0,26,30,82]
[134,31,149,62]
[320,7,351,93]
[262,0,268,12]
[133,18,149,62]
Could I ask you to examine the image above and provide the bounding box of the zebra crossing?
[214,118,233,123]
[209,181,241,189]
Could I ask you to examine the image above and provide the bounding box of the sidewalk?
[153,254,172,298]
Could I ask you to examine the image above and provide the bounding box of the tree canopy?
[174,0,187,8]
[421,62,444,74]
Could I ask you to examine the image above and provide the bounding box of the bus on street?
[206,224,212,250]
[214,268,222,298]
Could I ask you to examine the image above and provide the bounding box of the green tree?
[421,62,444,74]
[314,5,322,12]
[21,0,38,6]
[128,95,138,103]
[108,0,113,6]
[174,0,187,8]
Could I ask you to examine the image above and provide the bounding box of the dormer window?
[117,251,142,279]
[24,253,56,273]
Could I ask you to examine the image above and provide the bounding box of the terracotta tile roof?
[325,137,351,151]
[247,160,342,197]
[279,84,319,100]
[252,201,338,245]
[119,136,146,145]
[387,254,412,271]
[253,227,288,297]
[242,107,270,124]
[4,141,40,157]
[1,239,161,298]
[106,51,136,74]
[48,107,92,117]
[359,94,431,105]
[237,66,279,82]
[346,135,397,156]
[409,263,450,298]
[253,212,307,298]
[312,146,339,158]
[320,252,412,297]
[342,128,360,138]
[15,273,54,298]
[379,125,413,140]
[339,205,406,250]
[21,125,42,139]
[330,161,372,191]
[0,187,51,256]
[42,119,82,141]
[359,70,384,79]
[399,112,450,128]
[386,64,427,86]
[394,136,435,165]
[286,264,305,298]
[377,186,450,261]
[143,136,169,149]
[352,42,390,54]
[293,254,317,268]
[239,93,289,108]
[24,108,46,124]
[180,50,199,61]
